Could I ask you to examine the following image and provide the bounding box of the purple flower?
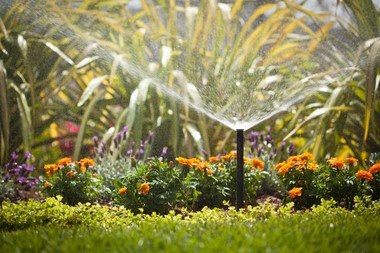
[250,142,255,153]
[93,136,99,148]
[17,176,26,183]
[260,132,264,142]
[200,148,209,159]
[281,141,286,152]
[148,131,153,144]
[11,152,18,161]
[258,146,262,157]
[269,151,274,160]
[127,149,133,156]
[24,151,32,160]
[161,147,168,158]
[123,126,128,140]
[113,137,118,149]
[117,132,122,144]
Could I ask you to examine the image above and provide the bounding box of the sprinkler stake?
[236,129,244,210]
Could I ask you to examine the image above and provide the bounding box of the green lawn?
[1,198,379,253]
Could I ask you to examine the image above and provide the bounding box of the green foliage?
[40,158,102,206]
[0,171,13,203]
[113,157,183,214]
[1,197,380,252]
[315,159,370,208]
[274,153,378,209]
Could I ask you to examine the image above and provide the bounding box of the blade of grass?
[0,61,9,164]
[73,90,105,161]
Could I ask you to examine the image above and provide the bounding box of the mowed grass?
[1,207,379,253]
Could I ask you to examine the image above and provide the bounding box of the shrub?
[40,157,102,205]
[177,151,265,209]
[0,152,38,202]
[113,157,183,214]
[274,152,319,208]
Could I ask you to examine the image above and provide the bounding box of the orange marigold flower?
[356,170,373,181]
[93,173,97,177]
[44,181,51,188]
[44,164,58,177]
[66,171,74,179]
[221,153,232,161]
[296,159,307,170]
[274,161,286,170]
[198,161,211,171]
[137,183,150,195]
[369,163,380,174]
[80,158,95,166]
[288,187,302,199]
[345,158,358,166]
[209,156,220,163]
[251,158,264,170]
[176,157,200,166]
[58,157,72,166]
[308,162,318,171]
[327,157,345,170]
[300,152,314,161]
[278,164,290,175]
[244,157,251,163]
[44,164,57,170]
[206,169,214,175]
[287,156,300,163]
[118,187,127,195]
[80,165,86,173]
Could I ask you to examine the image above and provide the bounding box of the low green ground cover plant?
[1,197,379,253]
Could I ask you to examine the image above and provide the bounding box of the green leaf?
[77,75,108,107]
[73,90,106,160]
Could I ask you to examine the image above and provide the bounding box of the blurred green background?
[0,0,379,167]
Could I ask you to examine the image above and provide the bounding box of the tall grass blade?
[77,75,108,107]
[73,90,105,160]
[10,83,31,153]
[0,61,9,164]
[364,40,380,142]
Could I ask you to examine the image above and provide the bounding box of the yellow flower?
[288,187,302,199]
[356,170,373,181]
[58,157,72,166]
[137,183,150,195]
[369,163,380,174]
[118,187,127,195]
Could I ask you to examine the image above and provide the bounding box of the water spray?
[236,129,244,210]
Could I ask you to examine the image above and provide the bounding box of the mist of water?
[5,1,375,132]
